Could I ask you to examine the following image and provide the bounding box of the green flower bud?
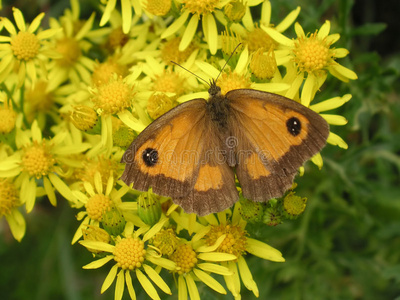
[238,197,263,223]
[138,188,162,226]
[102,207,126,236]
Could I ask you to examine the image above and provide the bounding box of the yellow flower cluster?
[0,0,357,299]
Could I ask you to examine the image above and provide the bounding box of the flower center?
[55,37,82,68]
[91,77,133,114]
[283,192,307,216]
[292,33,332,73]
[205,224,247,258]
[10,31,40,61]
[0,100,17,134]
[91,60,128,86]
[153,71,186,96]
[85,194,114,221]
[22,141,55,178]
[106,27,129,52]
[145,0,171,16]
[217,72,251,95]
[181,0,219,15]
[69,105,99,131]
[250,47,277,80]
[151,228,179,256]
[246,27,276,53]
[113,237,146,270]
[147,93,176,119]
[25,81,54,113]
[79,157,119,190]
[170,244,198,275]
[0,179,19,216]
[161,37,196,65]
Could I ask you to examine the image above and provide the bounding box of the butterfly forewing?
[121,99,208,198]
[226,89,330,201]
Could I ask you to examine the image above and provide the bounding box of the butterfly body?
[121,83,329,216]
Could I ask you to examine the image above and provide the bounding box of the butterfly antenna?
[170,61,210,87]
[215,43,243,83]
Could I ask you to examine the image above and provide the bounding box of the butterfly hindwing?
[226,89,330,201]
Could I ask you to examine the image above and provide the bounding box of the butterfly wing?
[227,89,330,201]
[121,99,237,215]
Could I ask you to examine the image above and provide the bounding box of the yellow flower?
[263,21,358,106]
[164,217,236,300]
[100,0,143,34]
[0,7,60,86]
[80,222,175,300]
[47,2,97,86]
[310,94,353,151]
[0,178,26,241]
[0,99,17,134]
[184,47,289,103]
[160,0,233,54]
[2,120,90,212]
[200,206,285,298]
[71,171,130,244]
[225,1,300,53]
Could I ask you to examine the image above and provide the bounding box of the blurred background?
[0,0,399,299]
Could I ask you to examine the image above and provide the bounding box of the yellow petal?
[294,22,305,38]
[136,269,160,300]
[125,271,137,300]
[321,114,348,125]
[48,173,77,202]
[262,25,294,47]
[101,264,118,293]
[318,20,331,39]
[197,252,237,262]
[43,176,57,207]
[203,14,218,55]
[223,261,240,297]
[115,269,125,300]
[327,131,348,149]
[260,0,271,26]
[196,234,226,252]
[311,153,323,169]
[276,6,301,33]
[193,268,226,294]
[246,238,285,262]
[5,208,26,242]
[161,11,190,39]
[178,275,188,300]
[185,273,200,300]
[197,262,233,275]
[28,12,45,33]
[12,7,26,32]
[179,14,199,51]
[310,94,352,113]
[80,240,115,253]
[121,0,132,34]
[143,264,172,295]
[100,0,116,26]
[237,256,259,296]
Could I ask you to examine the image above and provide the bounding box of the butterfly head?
[208,79,222,98]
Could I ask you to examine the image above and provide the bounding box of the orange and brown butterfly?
[120,69,330,216]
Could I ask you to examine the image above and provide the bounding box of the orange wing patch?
[194,164,223,192]
[244,152,271,179]
[233,99,310,162]
[135,113,203,182]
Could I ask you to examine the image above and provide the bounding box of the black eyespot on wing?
[286,117,301,136]
[142,148,158,167]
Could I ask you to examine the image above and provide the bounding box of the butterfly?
[121,81,329,216]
